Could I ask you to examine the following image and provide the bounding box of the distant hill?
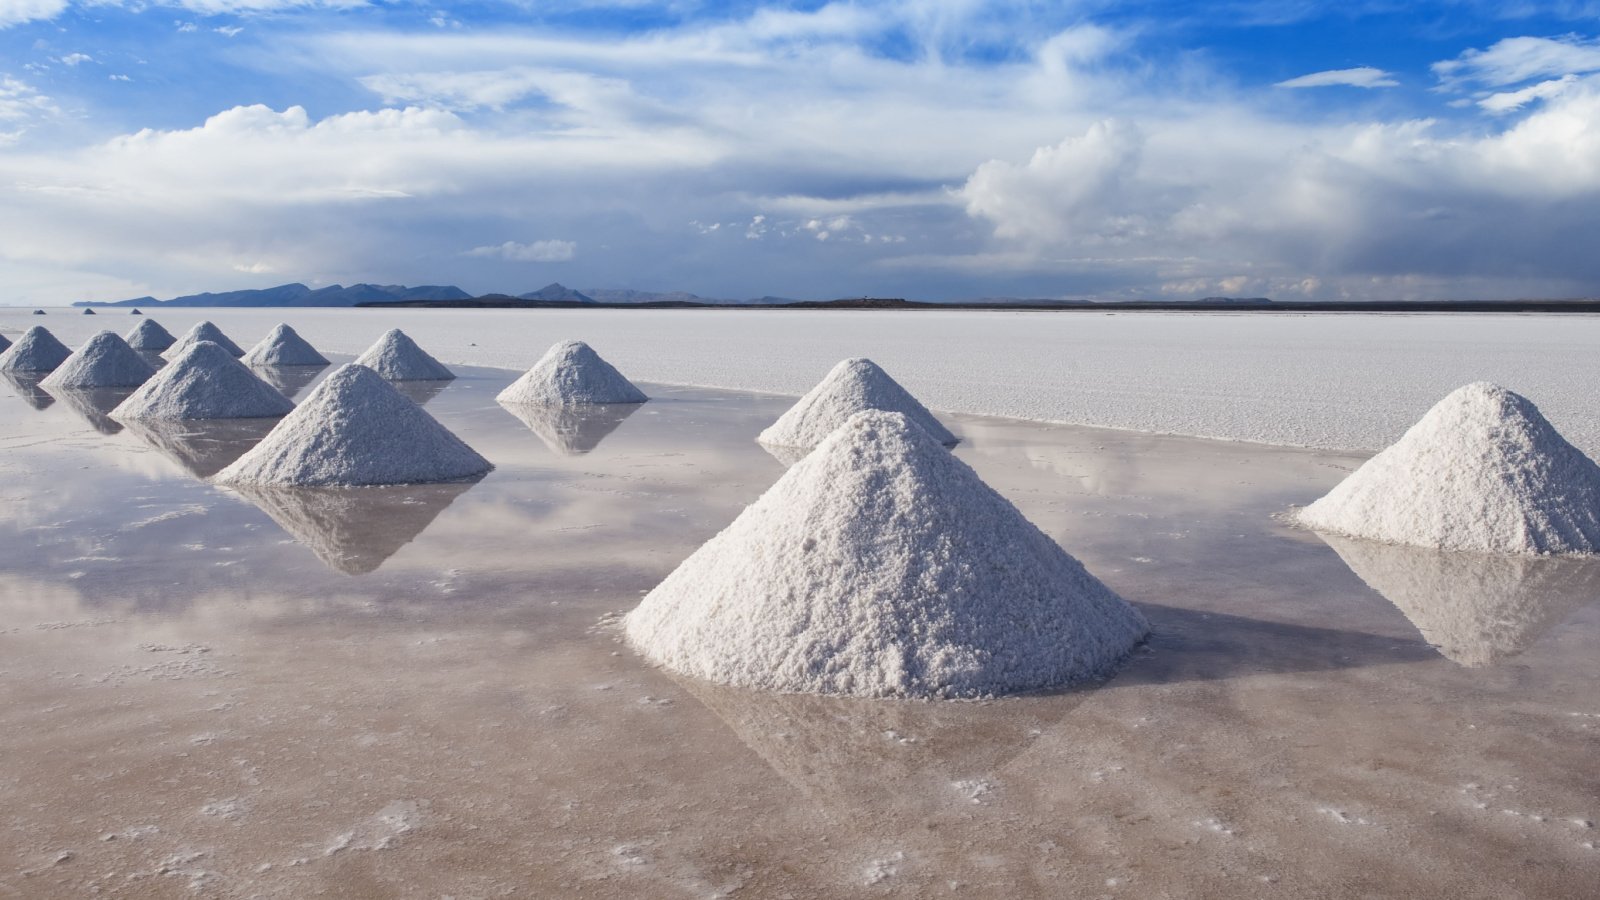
[517,283,595,304]
[582,288,738,305]
[78,282,472,308]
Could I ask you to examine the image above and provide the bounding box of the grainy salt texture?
[113,341,294,420]
[166,321,246,358]
[1296,383,1600,554]
[496,340,647,406]
[758,358,956,453]
[0,326,72,373]
[243,323,330,367]
[214,364,491,486]
[125,318,176,352]
[40,331,155,389]
[353,329,454,381]
[624,410,1149,698]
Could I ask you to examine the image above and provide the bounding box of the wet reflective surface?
[1,366,1598,898]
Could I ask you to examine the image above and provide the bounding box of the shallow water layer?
[1,365,1597,899]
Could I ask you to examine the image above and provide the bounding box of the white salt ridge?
[758,358,956,452]
[113,341,295,420]
[1297,383,1600,554]
[497,339,647,406]
[0,326,73,373]
[243,323,330,367]
[354,329,454,381]
[624,410,1149,698]
[125,318,177,352]
[166,321,246,358]
[40,331,155,389]
[214,364,491,486]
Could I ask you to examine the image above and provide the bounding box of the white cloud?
[0,0,68,28]
[1276,67,1399,89]
[1434,35,1600,89]
[465,240,577,262]
[1478,74,1580,112]
[214,25,243,37]
[59,53,93,67]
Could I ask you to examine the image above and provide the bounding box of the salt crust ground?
[124,318,176,351]
[496,339,647,406]
[625,410,1149,699]
[243,323,331,367]
[114,341,294,420]
[1296,383,1600,554]
[40,331,154,389]
[758,358,956,451]
[165,321,245,358]
[354,329,454,381]
[0,326,72,372]
[214,364,491,487]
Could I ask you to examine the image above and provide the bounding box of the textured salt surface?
[354,329,454,381]
[496,339,647,406]
[125,318,176,352]
[242,323,330,367]
[759,358,956,451]
[214,364,490,486]
[166,321,246,358]
[113,341,294,420]
[1296,383,1600,554]
[40,331,155,389]
[625,410,1149,698]
[0,326,72,373]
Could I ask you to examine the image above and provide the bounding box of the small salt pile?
[0,326,73,372]
[759,358,956,455]
[497,340,647,406]
[353,329,454,381]
[1297,382,1600,554]
[113,341,294,420]
[165,320,246,358]
[125,318,176,352]
[213,364,491,486]
[40,331,155,389]
[32,309,45,315]
[625,410,1149,698]
[243,323,330,367]
[131,308,143,315]
[82,307,96,316]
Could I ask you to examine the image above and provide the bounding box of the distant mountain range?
[77,282,751,308]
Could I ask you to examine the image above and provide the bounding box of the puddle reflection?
[498,401,642,455]
[3,370,54,410]
[393,379,450,407]
[54,386,138,435]
[253,363,328,400]
[122,417,281,479]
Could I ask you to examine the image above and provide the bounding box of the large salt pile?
[243,323,330,367]
[165,320,245,358]
[125,318,176,352]
[1296,382,1600,554]
[113,341,294,420]
[41,331,155,389]
[758,358,956,456]
[625,410,1149,698]
[497,340,647,406]
[353,329,454,381]
[214,364,491,486]
[0,326,72,373]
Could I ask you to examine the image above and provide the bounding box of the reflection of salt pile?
[214,364,491,486]
[1297,383,1600,554]
[3,371,54,410]
[501,402,640,455]
[1320,533,1600,666]
[758,358,956,456]
[497,340,647,405]
[165,320,245,358]
[626,410,1148,698]
[254,363,327,400]
[113,341,294,420]
[243,323,330,367]
[227,481,477,574]
[55,387,137,435]
[354,329,454,381]
[125,318,176,351]
[123,417,279,479]
[0,326,72,373]
[41,331,155,389]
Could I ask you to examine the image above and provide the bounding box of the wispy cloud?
[465,240,577,262]
[1434,34,1600,88]
[1276,67,1399,89]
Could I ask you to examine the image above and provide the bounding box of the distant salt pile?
[82,307,95,316]
[497,340,647,406]
[40,331,155,389]
[214,364,491,487]
[0,326,72,373]
[131,308,143,315]
[353,329,454,381]
[243,323,330,367]
[125,318,176,351]
[758,358,956,455]
[113,341,294,420]
[625,410,1149,698]
[32,309,45,315]
[1297,382,1600,554]
[165,320,245,358]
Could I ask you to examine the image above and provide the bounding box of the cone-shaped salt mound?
[113,341,294,420]
[125,318,176,351]
[497,340,647,406]
[625,410,1149,698]
[131,308,142,315]
[0,326,72,373]
[1297,383,1600,554]
[41,331,154,389]
[214,364,491,486]
[353,329,454,381]
[242,323,330,367]
[82,307,95,315]
[165,320,245,358]
[758,358,956,453]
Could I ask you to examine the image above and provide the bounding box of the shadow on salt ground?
[121,417,281,480]
[54,386,138,436]
[3,370,54,410]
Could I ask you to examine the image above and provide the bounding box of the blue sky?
[3,1,1600,303]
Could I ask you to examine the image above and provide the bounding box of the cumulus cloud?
[0,0,68,28]
[1276,67,1399,89]
[466,240,577,262]
[58,53,93,67]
